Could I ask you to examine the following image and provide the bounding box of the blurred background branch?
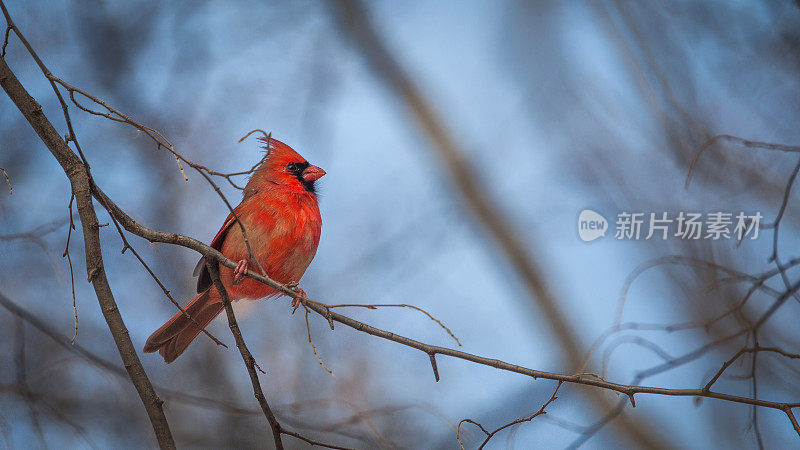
[327,0,672,447]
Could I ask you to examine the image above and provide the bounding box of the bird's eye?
[286,163,300,173]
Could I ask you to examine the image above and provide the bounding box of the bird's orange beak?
[301,165,326,183]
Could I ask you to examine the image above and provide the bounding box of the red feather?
[144,138,324,362]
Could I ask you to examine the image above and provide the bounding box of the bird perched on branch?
[144,137,325,362]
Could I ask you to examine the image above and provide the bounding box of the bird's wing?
[194,210,238,293]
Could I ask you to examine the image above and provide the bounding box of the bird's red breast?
[219,187,322,300]
[203,137,324,299]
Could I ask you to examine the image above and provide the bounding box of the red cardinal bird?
[144,137,325,362]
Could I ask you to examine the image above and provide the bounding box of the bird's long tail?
[143,288,224,363]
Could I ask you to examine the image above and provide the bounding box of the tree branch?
[205,261,285,449]
[0,53,176,450]
[325,1,671,447]
[89,179,800,439]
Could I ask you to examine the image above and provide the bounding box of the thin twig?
[766,157,800,263]
[704,347,800,392]
[304,306,334,375]
[1,23,10,57]
[324,303,461,346]
[206,261,284,449]
[63,194,78,344]
[457,382,563,449]
[0,166,11,194]
[686,134,800,188]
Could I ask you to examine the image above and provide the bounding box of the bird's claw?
[233,259,249,285]
[287,281,306,313]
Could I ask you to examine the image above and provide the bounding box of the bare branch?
[0,166,11,194]
[704,347,800,392]
[63,194,78,343]
[326,1,672,446]
[324,303,461,346]
[458,382,563,449]
[0,289,365,448]
[0,48,176,450]
[304,306,334,376]
[206,263,349,449]
[87,168,800,439]
[205,261,285,449]
[686,134,800,188]
[105,213,228,349]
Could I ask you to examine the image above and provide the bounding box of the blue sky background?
[2,1,800,448]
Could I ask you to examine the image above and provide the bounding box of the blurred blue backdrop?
[2,1,800,448]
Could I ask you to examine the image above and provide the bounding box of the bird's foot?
[232,259,249,285]
[286,281,306,313]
